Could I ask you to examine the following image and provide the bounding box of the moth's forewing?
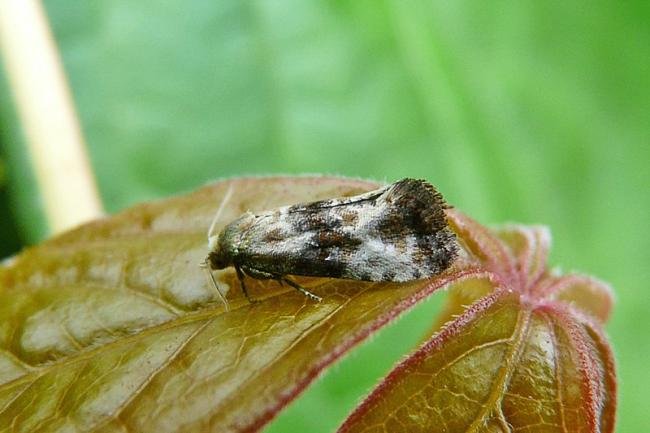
[233,179,458,282]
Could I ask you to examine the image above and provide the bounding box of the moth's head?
[206,211,255,270]
[206,228,233,270]
[207,247,230,270]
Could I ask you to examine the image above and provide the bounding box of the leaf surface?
[0,176,464,433]
[339,212,616,433]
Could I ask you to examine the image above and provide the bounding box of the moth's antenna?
[203,183,234,311]
[208,182,234,239]
[201,258,230,311]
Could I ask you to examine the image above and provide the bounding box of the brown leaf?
[339,211,617,433]
[0,176,462,433]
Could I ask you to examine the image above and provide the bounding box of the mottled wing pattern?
[236,179,458,282]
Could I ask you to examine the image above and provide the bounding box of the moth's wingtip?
[390,178,444,200]
[387,178,451,224]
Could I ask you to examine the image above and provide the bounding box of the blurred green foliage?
[0,152,20,257]
[0,1,648,431]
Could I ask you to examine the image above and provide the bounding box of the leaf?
[339,211,616,433]
[0,176,478,432]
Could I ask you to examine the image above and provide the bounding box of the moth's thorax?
[226,211,257,237]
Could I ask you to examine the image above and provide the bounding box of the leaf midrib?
[465,306,531,433]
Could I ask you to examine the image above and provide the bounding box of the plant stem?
[0,0,103,235]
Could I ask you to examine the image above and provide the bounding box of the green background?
[1,1,648,431]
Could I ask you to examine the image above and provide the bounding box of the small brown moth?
[203,178,458,309]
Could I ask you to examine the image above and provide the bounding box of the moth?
[202,178,458,309]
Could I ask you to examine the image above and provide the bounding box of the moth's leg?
[240,265,275,280]
[234,264,257,304]
[281,277,323,302]
[240,266,322,302]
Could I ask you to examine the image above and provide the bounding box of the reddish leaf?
[339,211,616,433]
[0,177,469,433]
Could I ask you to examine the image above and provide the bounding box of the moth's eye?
[208,251,230,270]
